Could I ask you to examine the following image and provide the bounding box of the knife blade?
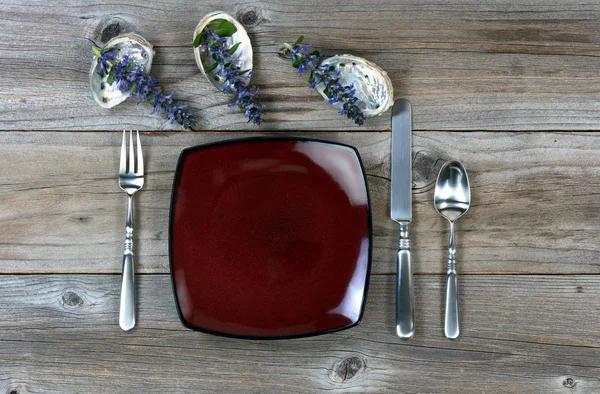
[391,99,414,339]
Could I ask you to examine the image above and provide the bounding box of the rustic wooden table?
[1,1,600,393]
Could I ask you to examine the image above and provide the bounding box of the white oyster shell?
[193,11,253,92]
[90,33,154,108]
[316,54,393,117]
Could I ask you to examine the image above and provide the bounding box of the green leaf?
[292,58,303,68]
[207,19,237,37]
[101,46,115,55]
[294,36,304,46]
[309,50,320,57]
[206,19,224,30]
[205,62,218,73]
[92,46,102,57]
[229,42,241,55]
[239,69,251,75]
[193,34,203,48]
[308,75,315,85]
[323,88,333,99]
[106,68,116,85]
[215,22,237,37]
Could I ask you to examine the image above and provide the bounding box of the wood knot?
[576,286,583,293]
[101,21,123,42]
[563,377,576,388]
[238,7,261,27]
[279,46,292,59]
[413,149,446,191]
[9,390,18,394]
[333,356,365,382]
[62,291,83,307]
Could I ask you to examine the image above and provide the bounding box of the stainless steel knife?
[391,99,414,339]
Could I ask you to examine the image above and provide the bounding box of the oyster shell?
[316,55,393,117]
[90,33,154,108]
[193,11,253,92]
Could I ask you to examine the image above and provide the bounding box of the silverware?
[434,161,470,339]
[118,130,144,331]
[390,99,414,339]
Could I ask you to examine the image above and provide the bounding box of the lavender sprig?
[93,46,197,130]
[194,25,265,125]
[287,36,365,126]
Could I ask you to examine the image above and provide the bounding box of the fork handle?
[119,195,135,331]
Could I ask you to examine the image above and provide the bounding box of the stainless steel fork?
[118,130,144,331]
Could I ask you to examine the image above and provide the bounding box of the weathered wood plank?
[2,0,600,131]
[0,274,598,393]
[1,131,600,275]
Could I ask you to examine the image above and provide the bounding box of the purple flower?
[95,47,197,129]
[288,37,365,126]
[197,29,265,125]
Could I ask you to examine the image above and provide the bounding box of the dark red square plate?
[169,137,372,339]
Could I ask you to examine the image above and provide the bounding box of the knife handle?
[396,223,414,339]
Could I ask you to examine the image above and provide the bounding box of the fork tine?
[136,130,144,175]
[120,130,127,174]
[128,129,135,174]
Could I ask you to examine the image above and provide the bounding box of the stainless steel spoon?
[434,161,470,339]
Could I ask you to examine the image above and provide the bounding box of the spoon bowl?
[434,160,470,339]
[434,161,470,221]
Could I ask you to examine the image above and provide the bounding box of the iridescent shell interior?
[316,55,394,117]
[90,33,154,108]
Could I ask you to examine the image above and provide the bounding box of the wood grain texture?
[2,131,600,275]
[2,1,600,130]
[2,1,600,392]
[0,274,598,393]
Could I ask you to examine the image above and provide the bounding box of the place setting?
[7,1,600,391]
[114,117,471,339]
[91,10,474,339]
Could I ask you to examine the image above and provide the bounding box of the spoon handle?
[396,223,414,338]
[445,221,459,339]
